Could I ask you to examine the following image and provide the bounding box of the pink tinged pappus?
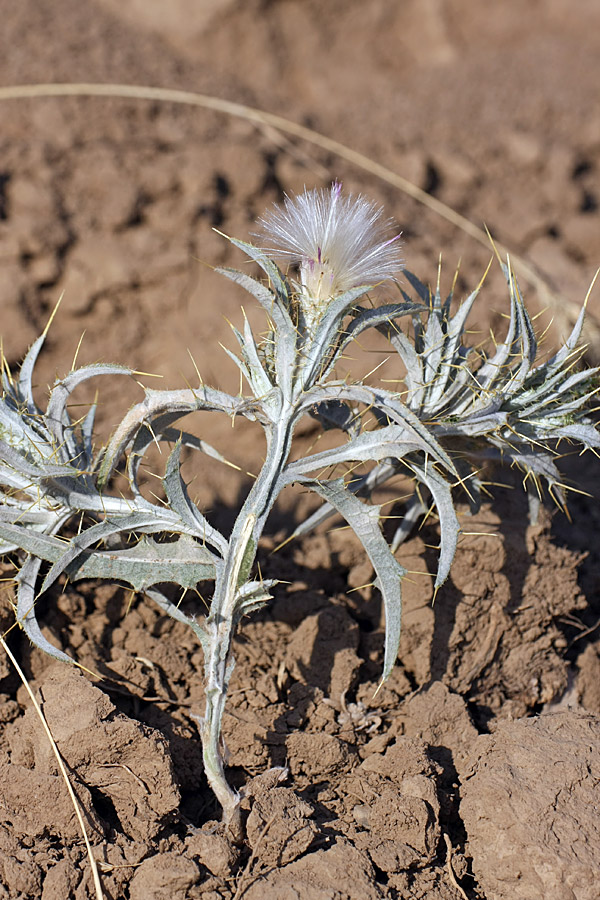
[256,182,403,309]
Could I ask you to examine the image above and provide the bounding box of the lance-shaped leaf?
[215,266,290,330]
[298,285,373,389]
[404,460,460,589]
[0,439,45,478]
[422,286,481,413]
[16,556,73,664]
[330,302,424,377]
[293,476,406,683]
[500,270,537,397]
[539,300,588,378]
[386,327,425,411]
[286,459,397,542]
[301,383,457,477]
[77,535,217,590]
[284,423,459,590]
[46,363,133,459]
[421,311,445,400]
[225,237,294,318]
[0,504,60,526]
[97,385,246,488]
[144,587,210,653]
[0,523,217,590]
[538,421,600,447]
[402,269,433,305]
[501,446,567,502]
[230,314,274,399]
[220,343,251,388]
[234,578,278,618]
[281,422,426,482]
[216,264,296,399]
[515,366,598,419]
[16,333,47,413]
[390,491,428,552]
[163,442,228,556]
[0,462,37,492]
[39,511,189,595]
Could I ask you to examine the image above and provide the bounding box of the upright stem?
[200,405,294,824]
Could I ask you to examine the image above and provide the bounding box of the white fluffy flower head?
[256,182,402,306]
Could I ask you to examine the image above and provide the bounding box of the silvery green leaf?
[541,421,600,447]
[531,391,599,423]
[298,285,373,389]
[46,363,133,459]
[0,465,33,492]
[502,447,566,506]
[281,422,424,481]
[287,460,397,541]
[300,383,457,477]
[0,505,56,525]
[242,314,272,382]
[97,385,245,488]
[435,410,509,438]
[216,264,296,397]
[422,307,445,397]
[226,237,293,314]
[232,314,273,398]
[221,344,252,387]
[453,287,523,412]
[502,279,536,395]
[515,366,596,416]
[71,535,217,590]
[338,302,424,357]
[144,587,209,652]
[0,402,46,459]
[81,401,97,466]
[40,512,182,594]
[541,304,587,376]
[235,578,277,617]
[0,522,217,590]
[17,334,46,413]
[424,287,480,410]
[390,491,428,552]
[16,556,73,665]
[0,508,60,554]
[386,328,424,408]
[0,438,82,486]
[0,523,69,561]
[0,439,42,478]
[406,460,459,589]
[163,442,228,555]
[369,390,458,476]
[294,476,405,683]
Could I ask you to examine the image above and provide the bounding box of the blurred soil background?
[0,1,600,898]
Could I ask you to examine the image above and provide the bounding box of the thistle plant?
[0,184,598,828]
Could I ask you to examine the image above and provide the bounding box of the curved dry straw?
[0,81,597,351]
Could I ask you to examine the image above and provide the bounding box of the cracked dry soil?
[1,1,600,897]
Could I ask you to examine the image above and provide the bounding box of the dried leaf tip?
[255,182,403,305]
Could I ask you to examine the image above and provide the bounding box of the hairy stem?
[200,407,294,823]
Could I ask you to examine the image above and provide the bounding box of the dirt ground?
[0,1,600,898]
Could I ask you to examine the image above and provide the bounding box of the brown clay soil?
[1,1,600,898]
